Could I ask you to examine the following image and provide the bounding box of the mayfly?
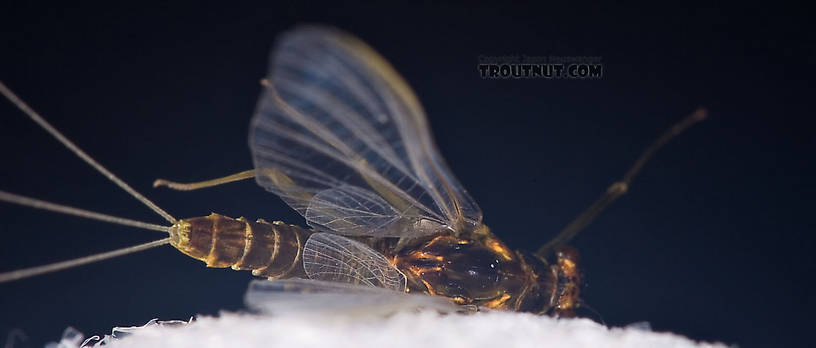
[0,26,707,317]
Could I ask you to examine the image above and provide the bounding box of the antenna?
[0,190,171,233]
[0,82,179,283]
[535,108,709,259]
[0,238,171,283]
[0,190,174,283]
[0,81,176,224]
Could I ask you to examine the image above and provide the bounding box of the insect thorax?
[393,225,566,313]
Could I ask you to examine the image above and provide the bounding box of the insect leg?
[535,108,708,260]
[153,169,255,191]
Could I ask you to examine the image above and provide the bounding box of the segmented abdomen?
[169,213,313,278]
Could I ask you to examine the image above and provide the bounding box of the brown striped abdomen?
[168,213,313,278]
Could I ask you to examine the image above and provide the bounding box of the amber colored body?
[169,213,580,315]
[391,225,580,315]
[169,213,313,279]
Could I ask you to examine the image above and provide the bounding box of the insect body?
[393,228,580,314]
[0,26,704,318]
[170,211,578,314]
[170,213,311,279]
[149,26,581,316]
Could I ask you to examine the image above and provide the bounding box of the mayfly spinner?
[0,26,707,317]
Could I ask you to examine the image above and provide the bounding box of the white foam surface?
[50,311,727,348]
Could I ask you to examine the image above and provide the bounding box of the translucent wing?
[302,232,406,291]
[244,278,463,316]
[250,26,482,237]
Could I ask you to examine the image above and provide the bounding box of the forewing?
[250,26,482,237]
[302,232,406,291]
[244,278,463,316]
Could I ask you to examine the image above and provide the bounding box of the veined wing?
[302,232,406,291]
[249,26,482,237]
[244,278,464,316]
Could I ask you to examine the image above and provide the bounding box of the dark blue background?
[0,3,811,347]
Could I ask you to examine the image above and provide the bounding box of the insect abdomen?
[169,213,312,278]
